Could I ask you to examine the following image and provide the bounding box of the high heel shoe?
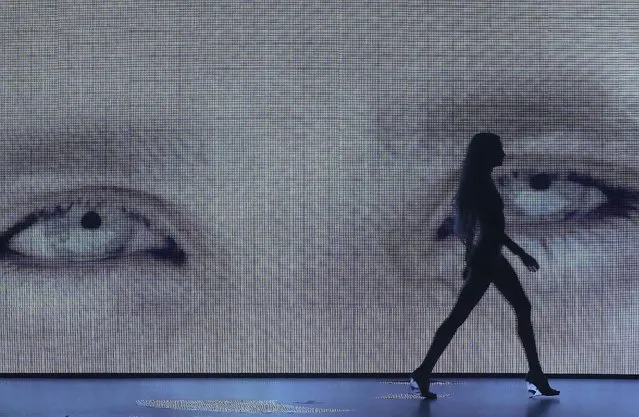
[410,370,437,399]
[525,371,560,397]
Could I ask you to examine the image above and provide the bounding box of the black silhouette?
[410,132,559,399]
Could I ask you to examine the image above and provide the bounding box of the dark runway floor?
[0,376,634,417]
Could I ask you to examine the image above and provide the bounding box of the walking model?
[410,132,560,400]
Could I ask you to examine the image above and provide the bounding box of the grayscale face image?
[0,1,637,374]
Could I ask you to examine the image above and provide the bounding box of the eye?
[0,186,187,267]
[497,172,609,222]
[496,162,639,233]
[435,156,639,240]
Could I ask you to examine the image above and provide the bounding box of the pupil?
[81,211,102,229]
[529,173,552,190]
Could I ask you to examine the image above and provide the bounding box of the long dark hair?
[453,132,502,244]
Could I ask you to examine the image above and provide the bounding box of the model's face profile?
[472,136,504,169]
[0,2,637,374]
[495,141,505,167]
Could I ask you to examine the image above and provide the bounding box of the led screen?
[1,2,637,374]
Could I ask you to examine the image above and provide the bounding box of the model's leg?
[410,265,491,398]
[492,257,559,396]
[415,266,491,375]
[491,257,541,374]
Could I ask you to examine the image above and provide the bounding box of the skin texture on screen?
[0,1,637,373]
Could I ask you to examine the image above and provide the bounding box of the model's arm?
[464,228,475,262]
[504,233,540,272]
[503,233,525,257]
[475,206,539,272]
[471,191,538,272]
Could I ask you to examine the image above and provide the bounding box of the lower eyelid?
[526,218,639,265]
[510,208,639,246]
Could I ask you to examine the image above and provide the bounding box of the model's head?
[466,131,505,170]
[452,132,503,242]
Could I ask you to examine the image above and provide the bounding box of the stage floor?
[0,376,634,417]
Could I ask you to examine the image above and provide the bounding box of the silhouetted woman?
[410,132,559,399]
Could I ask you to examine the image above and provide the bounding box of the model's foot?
[410,369,437,399]
[525,371,560,397]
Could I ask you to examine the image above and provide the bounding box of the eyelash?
[0,196,186,266]
[568,173,639,221]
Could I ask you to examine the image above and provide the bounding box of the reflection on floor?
[0,376,635,417]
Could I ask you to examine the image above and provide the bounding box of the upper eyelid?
[498,154,638,189]
[3,185,165,216]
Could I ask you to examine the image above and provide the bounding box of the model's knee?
[443,312,467,330]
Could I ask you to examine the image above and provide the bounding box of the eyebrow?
[457,87,639,136]
[376,77,639,155]
[0,122,178,180]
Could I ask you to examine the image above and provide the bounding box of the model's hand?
[520,253,540,272]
